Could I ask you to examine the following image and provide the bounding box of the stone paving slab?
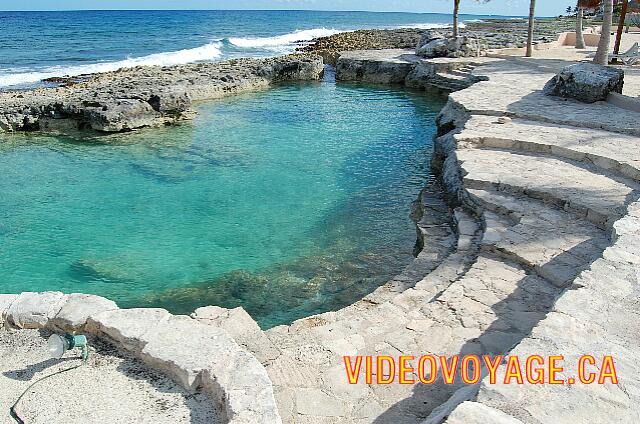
[448,253,640,424]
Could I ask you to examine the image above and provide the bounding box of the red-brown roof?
[577,0,601,8]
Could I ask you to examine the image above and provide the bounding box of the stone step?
[457,148,640,230]
[361,183,459,305]
[455,115,640,182]
[431,71,480,92]
[468,187,609,286]
[447,69,473,77]
[431,83,470,92]
[435,72,472,82]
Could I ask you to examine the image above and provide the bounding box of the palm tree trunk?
[594,0,614,64]
[526,0,536,57]
[453,0,460,38]
[576,7,586,49]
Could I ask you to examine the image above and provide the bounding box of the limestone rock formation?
[191,305,280,363]
[543,63,624,103]
[416,31,486,58]
[0,54,324,134]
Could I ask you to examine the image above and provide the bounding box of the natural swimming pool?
[0,74,445,328]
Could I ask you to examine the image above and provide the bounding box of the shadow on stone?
[373,237,605,423]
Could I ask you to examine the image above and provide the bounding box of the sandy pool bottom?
[0,329,220,424]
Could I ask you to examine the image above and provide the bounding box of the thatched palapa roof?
[577,0,601,9]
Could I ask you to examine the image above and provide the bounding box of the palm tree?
[576,6,586,48]
[453,1,490,38]
[526,0,536,57]
[594,0,614,64]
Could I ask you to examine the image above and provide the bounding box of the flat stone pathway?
[445,60,640,136]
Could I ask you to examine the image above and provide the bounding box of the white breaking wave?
[396,22,469,30]
[0,42,223,88]
[397,23,451,29]
[228,28,343,49]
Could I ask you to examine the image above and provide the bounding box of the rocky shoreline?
[0,18,593,135]
[299,18,594,64]
[0,54,323,134]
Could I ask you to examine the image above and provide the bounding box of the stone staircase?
[458,149,637,230]
[429,66,480,92]
[240,133,627,422]
[216,103,639,423]
[422,122,640,422]
[423,59,640,423]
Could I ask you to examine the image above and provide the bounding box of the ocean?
[0,9,502,89]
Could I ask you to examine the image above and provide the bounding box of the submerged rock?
[543,63,624,103]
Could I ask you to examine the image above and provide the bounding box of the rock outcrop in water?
[0,54,323,134]
[416,30,487,58]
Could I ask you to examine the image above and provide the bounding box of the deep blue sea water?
[0,10,507,88]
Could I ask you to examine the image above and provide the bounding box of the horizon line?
[0,9,534,18]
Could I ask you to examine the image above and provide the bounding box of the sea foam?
[395,22,469,30]
[228,28,343,49]
[0,42,223,88]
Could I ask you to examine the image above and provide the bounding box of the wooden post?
[613,0,629,60]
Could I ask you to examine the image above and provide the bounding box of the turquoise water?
[0,75,445,327]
